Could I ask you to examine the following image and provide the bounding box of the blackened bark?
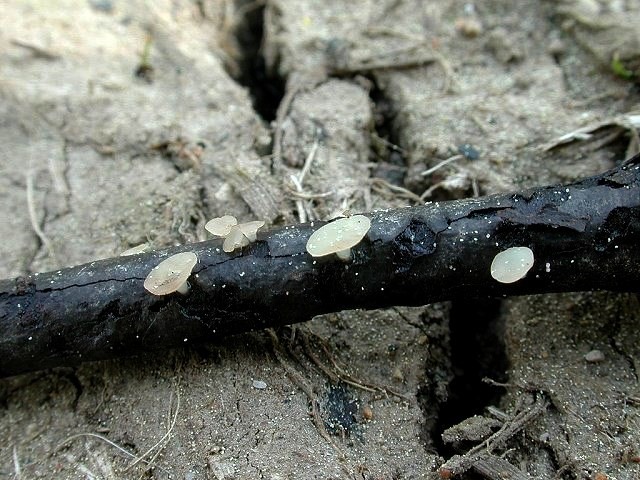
[1,155,639,377]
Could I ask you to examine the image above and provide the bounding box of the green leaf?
[611,53,635,80]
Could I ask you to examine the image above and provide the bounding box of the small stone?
[547,38,565,56]
[252,379,267,390]
[442,415,502,444]
[584,349,605,363]
[362,405,374,421]
[458,143,480,160]
[208,459,235,480]
[455,18,483,38]
[88,0,114,13]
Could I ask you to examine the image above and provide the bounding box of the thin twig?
[289,137,320,223]
[370,177,423,203]
[287,189,334,200]
[12,445,21,479]
[1,155,639,377]
[272,80,303,172]
[306,328,412,401]
[10,39,59,60]
[298,137,319,186]
[268,329,346,461]
[26,169,57,262]
[55,433,163,472]
[421,154,463,176]
[127,383,180,471]
[439,394,548,476]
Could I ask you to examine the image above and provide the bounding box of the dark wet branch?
[1,155,639,377]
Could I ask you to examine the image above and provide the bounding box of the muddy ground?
[1,1,640,479]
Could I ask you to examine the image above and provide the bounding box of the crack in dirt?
[227,0,284,123]
[607,304,639,381]
[361,73,515,458]
[4,1,640,478]
[427,291,508,457]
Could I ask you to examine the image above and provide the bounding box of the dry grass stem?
[26,169,56,262]
[289,137,320,223]
[421,154,464,176]
[370,177,423,203]
[127,383,181,473]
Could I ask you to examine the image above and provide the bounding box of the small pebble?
[252,379,267,390]
[455,18,483,38]
[458,143,480,160]
[584,349,605,363]
[88,0,114,13]
[362,405,374,421]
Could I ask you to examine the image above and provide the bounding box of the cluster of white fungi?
[140,215,266,296]
[140,214,373,296]
[138,212,535,297]
[204,216,265,253]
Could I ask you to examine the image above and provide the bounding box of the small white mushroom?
[306,215,371,260]
[144,251,198,295]
[490,246,534,284]
[120,243,150,256]
[584,349,605,363]
[205,215,238,237]
[207,216,265,253]
[223,225,251,253]
[238,220,265,242]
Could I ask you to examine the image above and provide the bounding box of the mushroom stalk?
[176,282,190,295]
[335,249,352,261]
[0,155,639,377]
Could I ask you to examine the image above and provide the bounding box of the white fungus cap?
[205,215,238,237]
[490,246,534,284]
[238,220,265,242]
[121,243,150,256]
[223,225,251,253]
[306,215,371,258]
[221,221,265,252]
[207,217,265,253]
[144,251,198,295]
